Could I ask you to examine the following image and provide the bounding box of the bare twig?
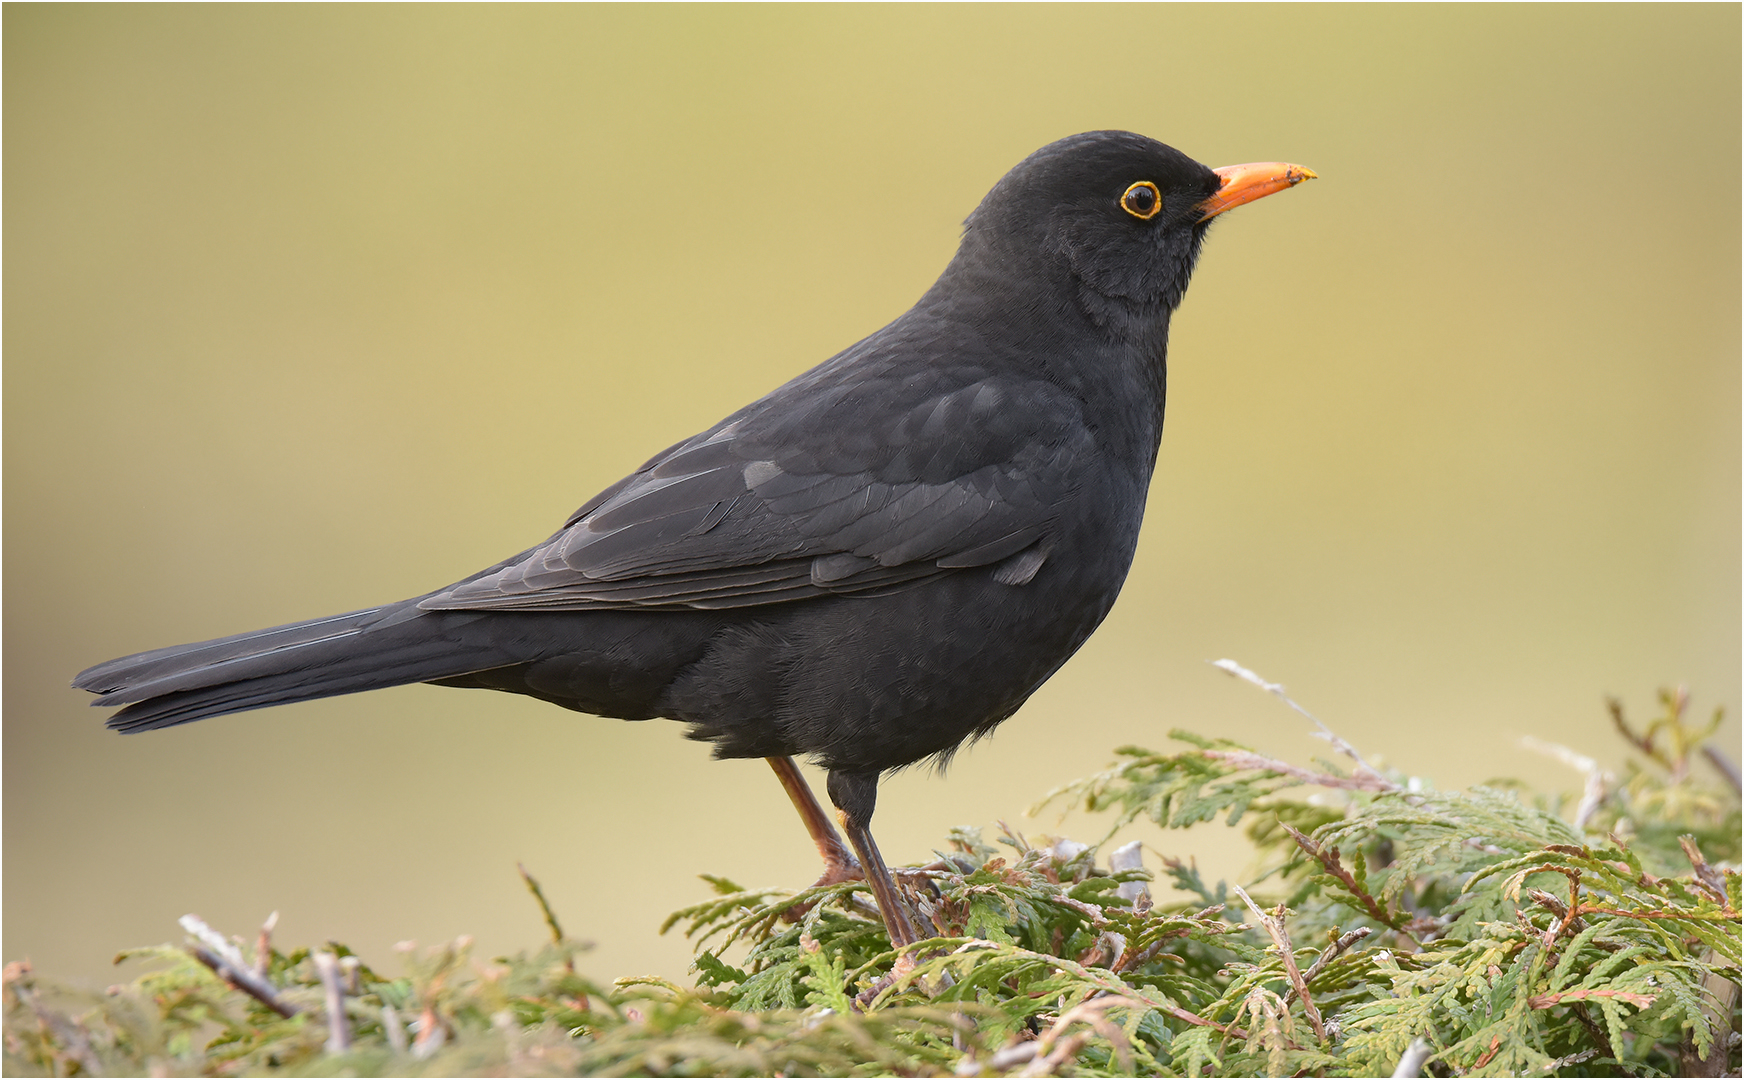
[187,947,299,1019]
[1390,1036,1433,1077]
[1607,695,1659,760]
[1210,658,1388,781]
[5,962,107,1077]
[1233,884,1325,1041]
[1521,736,1612,829]
[1282,824,1420,944]
[1701,745,1741,794]
[1568,1002,1620,1064]
[1204,749,1400,793]
[1295,926,1372,994]
[180,914,299,1018]
[1541,1049,1599,1071]
[1018,996,1138,1076]
[1680,836,1731,905]
[254,910,278,979]
[381,1003,409,1055]
[312,952,350,1054]
[1679,959,1740,1076]
[1528,889,1588,941]
[982,1039,1041,1072]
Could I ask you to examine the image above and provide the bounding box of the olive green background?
[7,5,1738,990]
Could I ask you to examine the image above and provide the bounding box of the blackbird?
[75,131,1313,950]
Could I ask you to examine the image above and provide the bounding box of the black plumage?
[75,130,1314,950]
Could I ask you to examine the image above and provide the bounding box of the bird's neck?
[914,252,1171,467]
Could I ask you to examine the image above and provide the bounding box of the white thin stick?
[1210,659,1385,779]
[381,1004,409,1055]
[180,914,299,1018]
[1232,884,1324,1041]
[312,952,351,1054]
[1391,1037,1434,1077]
[1521,736,1612,829]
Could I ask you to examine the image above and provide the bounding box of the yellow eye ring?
[1121,181,1162,220]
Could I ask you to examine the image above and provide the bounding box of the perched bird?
[75,131,1314,950]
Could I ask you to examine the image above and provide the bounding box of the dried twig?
[1282,824,1418,943]
[1607,695,1659,760]
[5,962,107,1077]
[1520,736,1612,829]
[180,914,298,1018]
[1295,926,1372,995]
[381,1003,409,1055]
[1680,836,1731,905]
[1204,750,1399,793]
[253,910,278,979]
[1701,745,1741,794]
[1210,658,1389,782]
[312,952,350,1054]
[1004,996,1139,1076]
[1390,1036,1433,1077]
[1527,889,1588,942]
[1233,884,1325,1041]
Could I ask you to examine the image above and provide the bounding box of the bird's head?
[960,130,1314,322]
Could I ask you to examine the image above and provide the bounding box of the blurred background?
[7,6,1738,991]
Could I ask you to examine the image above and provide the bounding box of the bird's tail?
[72,601,503,732]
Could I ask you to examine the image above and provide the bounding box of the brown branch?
[1296,926,1372,992]
[1233,885,1325,1042]
[1474,1034,1502,1069]
[1283,824,1416,942]
[1568,1002,1620,1064]
[1158,1002,1249,1042]
[181,914,299,1019]
[1701,745,1741,795]
[1204,750,1399,793]
[1208,658,1390,782]
[1034,997,1138,1074]
[188,947,299,1019]
[1680,836,1730,904]
[1607,695,1658,759]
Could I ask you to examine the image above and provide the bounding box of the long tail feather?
[74,602,508,732]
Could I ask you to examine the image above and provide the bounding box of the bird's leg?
[825,769,920,952]
[767,756,862,923]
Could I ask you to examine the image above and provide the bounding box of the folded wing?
[420,372,1092,612]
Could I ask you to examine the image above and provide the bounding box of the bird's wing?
[419,372,1092,612]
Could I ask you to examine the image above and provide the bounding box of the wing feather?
[420,367,1092,613]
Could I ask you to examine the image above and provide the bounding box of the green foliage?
[7,689,1738,1076]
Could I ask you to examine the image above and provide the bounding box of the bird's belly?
[660,517,1143,774]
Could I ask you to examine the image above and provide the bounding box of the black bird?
[75,131,1314,951]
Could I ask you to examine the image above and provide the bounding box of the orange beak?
[1198,162,1318,222]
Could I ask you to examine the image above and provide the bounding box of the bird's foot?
[779,857,865,924]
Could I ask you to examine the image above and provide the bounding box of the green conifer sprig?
[6,686,1737,1076]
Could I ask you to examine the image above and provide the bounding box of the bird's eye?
[1121,181,1161,220]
